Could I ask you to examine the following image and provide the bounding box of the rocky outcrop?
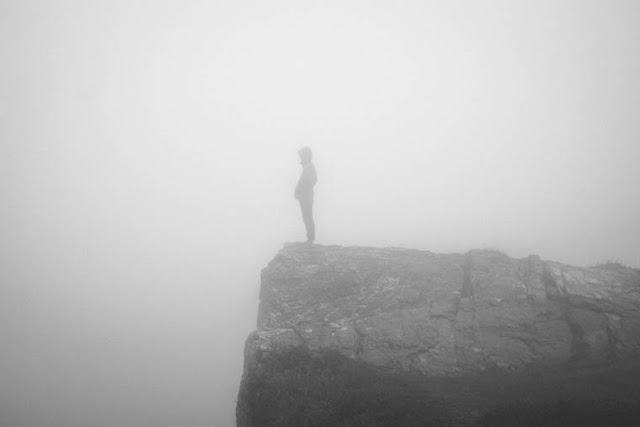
[237,244,640,426]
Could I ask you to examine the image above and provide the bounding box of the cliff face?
[237,244,640,426]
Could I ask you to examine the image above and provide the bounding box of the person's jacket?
[295,162,317,201]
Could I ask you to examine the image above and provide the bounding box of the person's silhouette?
[294,146,317,243]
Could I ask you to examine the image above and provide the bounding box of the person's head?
[298,146,312,164]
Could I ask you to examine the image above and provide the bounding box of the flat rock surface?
[256,244,640,374]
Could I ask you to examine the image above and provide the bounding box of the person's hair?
[298,146,312,162]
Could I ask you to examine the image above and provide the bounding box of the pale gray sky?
[1,1,639,426]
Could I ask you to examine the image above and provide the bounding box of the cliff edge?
[237,244,640,426]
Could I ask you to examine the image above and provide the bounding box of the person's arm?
[294,177,301,199]
[294,169,305,199]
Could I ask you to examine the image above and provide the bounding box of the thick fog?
[1,1,639,426]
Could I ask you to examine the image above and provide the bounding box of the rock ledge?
[237,244,640,426]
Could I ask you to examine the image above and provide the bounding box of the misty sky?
[1,1,639,426]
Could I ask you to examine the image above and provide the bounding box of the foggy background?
[1,0,639,426]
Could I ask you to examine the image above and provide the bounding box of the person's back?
[294,147,317,242]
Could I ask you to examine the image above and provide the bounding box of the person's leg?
[307,198,315,242]
[299,198,315,242]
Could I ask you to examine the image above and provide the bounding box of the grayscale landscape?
[1,1,639,426]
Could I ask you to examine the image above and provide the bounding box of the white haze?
[1,0,639,426]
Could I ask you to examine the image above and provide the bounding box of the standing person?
[294,146,317,243]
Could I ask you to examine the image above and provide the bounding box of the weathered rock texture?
[237,244,640,426]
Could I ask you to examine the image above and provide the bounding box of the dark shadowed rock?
[237,244,640,426]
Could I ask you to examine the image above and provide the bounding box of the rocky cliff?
[237,244,640,426]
